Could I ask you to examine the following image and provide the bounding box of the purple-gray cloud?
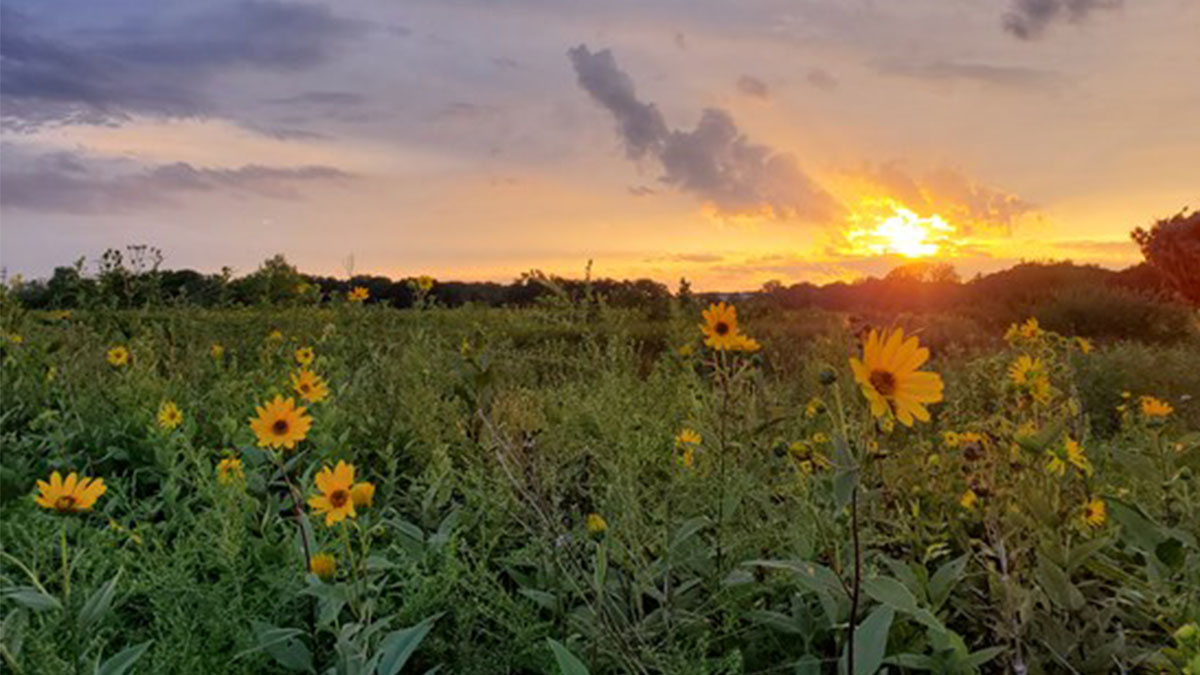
[1003,0,1121,40]
[0,149,353,214]
[736,75,770,99]
[568,45,840,221]
[0,2,365,130]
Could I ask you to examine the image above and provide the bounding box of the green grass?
[1,302,1198,674]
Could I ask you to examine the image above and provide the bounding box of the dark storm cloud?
[0,149,353,214]
[735,75,769,99]
[569,45,840,222]
[878,60,1061,88]
[0,2,365,129]
[1002,0,1121,40]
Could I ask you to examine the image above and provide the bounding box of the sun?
[845,199,956,258]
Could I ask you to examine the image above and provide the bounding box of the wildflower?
[35,471,106,513]
[585,512,608,537]
[210,342,225,359]
[1075,337,1092,354]
[1046,438,1092,476]
[1005,317,1042,342]
[811,432,828,444]
[1008,355,1051,404]
[348,286,369,303]
[6,333,22,344]
[106,346,130,367]
[789,442,831,475]
[294,347,314,366]
[416,275,435,292]
[959,488,978,510]
[350,482,375,507]
[157,401,183,430]
[267,329,283,342]
[849,327,944,426]
[216,457,244,484]
[804,397,825,419]
[1139,395,1173,418]
[943,431,961,448]
[309,553,336,580]
[248,395,312,450]
[291,369,330,403]
[675,428,701,447]
[1082,497,1106,528]
[677,343,694,357]
[700,302,743,351]
[308,461,373,526]
[731,333,761,352]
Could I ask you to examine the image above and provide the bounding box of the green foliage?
[0,298,1196,674]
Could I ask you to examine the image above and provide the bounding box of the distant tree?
[885,261,960,284]
[1132,208,1200,305]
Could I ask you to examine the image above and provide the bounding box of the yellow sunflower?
[1082,497,1106,528]
[675,428,702,447]
[1007,355,1043,385]
[1140,396,1173,418]
[210,342,225,359]
[248,395,312,450]
[1075,337,1092,354]
[106,346,129,367]
[731,333,762,353]
[216,457,244,484]
[157,401,183,430]
[416,275,435,292]
[294,347,314,366]
[586,512,608,537]
[309,553,337,580]
[267,329,284,342]
[849,327,944,426]
[959,488,978,510]
[700,302,742,351]
[1046,438,1092,476]
[35,471,106,513]
[348,286,369,303]
[308,461,373,526]
[291,369,330,403]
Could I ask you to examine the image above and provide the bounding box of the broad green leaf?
[248,621,313,673]
[517,588,557,611]
[852,605,894,675]
[927,555,968,609]
[376,613,440,675]
[964,646,1006,668]
[744,609,803,635]
[863,577,943,632]
[546,639,590,675]
[95,640,152,675]
[1034,557,1084,611]
[79,570,122,630]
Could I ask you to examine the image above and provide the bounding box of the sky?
[1,0,1197,290]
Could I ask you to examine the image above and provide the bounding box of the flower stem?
[60,523,70,603]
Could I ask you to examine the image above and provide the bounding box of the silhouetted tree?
[1132,208,1200,305]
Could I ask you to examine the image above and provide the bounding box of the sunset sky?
[2,0,1197,290]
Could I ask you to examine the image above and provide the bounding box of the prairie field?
[1,292,1198,675]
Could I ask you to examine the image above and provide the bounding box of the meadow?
[1,288,1198,674]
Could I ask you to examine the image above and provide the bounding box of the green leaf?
[248,621,313,672]
[3,586,61,612]
[927,554,968,610]
[1107,498,1164,552]
[852,605,894,675]
[546,639,590,675]
[963,646,1006,668]
[79,570,122,630]
[670,516,710,551]
[95,640,152,675]
[862,577,943,632]
[744,610,803,635]
[1034,556,1084,611]
[376,613,441,675]
[517,588,557,611]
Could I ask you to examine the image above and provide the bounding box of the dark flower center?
[715,321,730,336]
[272,419,290,435]
[329,489,349,508]
[869,369,897,397]
[55,495,77,511]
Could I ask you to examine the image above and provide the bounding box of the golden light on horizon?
[845,198,957,258]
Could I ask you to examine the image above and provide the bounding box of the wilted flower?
[309,553,336,580]
[216,457,244,484]
[210,343,225,359]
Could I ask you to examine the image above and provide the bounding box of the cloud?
[806,69,838,92]
[1002,0,1121,40]
[877,60,1062,88]
[0,148,353,214]
[0,2,365,130]
[853,161,1033,234]
[264,91,367,107]
[568,45,839,221]
[736,75,770,99]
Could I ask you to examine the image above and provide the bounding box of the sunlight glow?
[845,199,956,258]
